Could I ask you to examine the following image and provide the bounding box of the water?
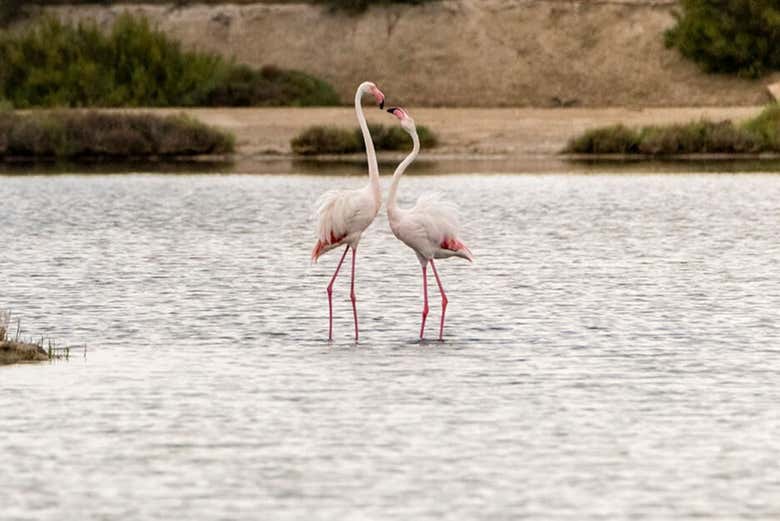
[2,170,779,520]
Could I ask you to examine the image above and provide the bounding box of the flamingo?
[385,107,473,340]
[311,81,386,341]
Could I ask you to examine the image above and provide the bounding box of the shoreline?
[5,106,780,169]
[118,106,764,158]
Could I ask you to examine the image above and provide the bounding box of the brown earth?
[0,341,48,365]
[41,1,779,108]
[117,105,763,157]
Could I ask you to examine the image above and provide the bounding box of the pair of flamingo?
[312,81,472,341]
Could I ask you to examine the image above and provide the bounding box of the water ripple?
[1,173,779,520]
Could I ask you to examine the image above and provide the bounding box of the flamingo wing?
[394,193,473,261]
[312,188,377,261]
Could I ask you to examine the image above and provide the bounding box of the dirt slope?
[42,1,776,107]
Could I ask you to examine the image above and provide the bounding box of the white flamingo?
[312,81,386,341]
[385,107,473,340]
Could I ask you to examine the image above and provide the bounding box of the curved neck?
[387,129,420,214]
[355,85,379,203]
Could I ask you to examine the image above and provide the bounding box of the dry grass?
[0,309,10,341]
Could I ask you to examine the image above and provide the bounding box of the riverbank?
[105,105,764,159]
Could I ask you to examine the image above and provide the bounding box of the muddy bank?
[0,341,48,365]
[39,1,777,108]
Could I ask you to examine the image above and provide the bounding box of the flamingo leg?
[350,247,359,341]
[326,246,350,341]
[430,260,448,341]
[420,263,429,339]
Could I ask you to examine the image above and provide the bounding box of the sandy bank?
[40,1,778,108]
[110,106,764,158]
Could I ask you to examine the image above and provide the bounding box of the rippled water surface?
[2,171,779,520]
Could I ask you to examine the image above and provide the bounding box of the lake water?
[2,166,779,520]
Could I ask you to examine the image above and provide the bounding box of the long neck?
[355,86,380,204]
[387,129,420,214]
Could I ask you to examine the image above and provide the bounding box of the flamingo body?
[389,193,473,265]
[385,107,472,340]
[312,81,385,341]
[311,185,380,262]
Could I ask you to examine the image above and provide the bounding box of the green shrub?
[565,125,640,154]
[665,0,780,78]
[291,123,438,155]
[742,103,780,148]
[204,65,339,107]
[564,106,780,155]
[636,121,761,154]
[368,123,438,150]
[291,126,359,155]
[0,14,339,107]
[0,111,234,159]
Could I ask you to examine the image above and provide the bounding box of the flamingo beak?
[370,86,385,109]
[386,107,402,119]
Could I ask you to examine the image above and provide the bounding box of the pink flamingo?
[385,107,473,340]
[312,81,386,341]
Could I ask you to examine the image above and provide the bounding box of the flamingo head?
[365,82,385,109]
[386,107,416,133]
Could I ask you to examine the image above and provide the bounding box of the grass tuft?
[312,0,438,13]
[291,124,438,155]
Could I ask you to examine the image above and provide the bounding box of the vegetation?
[0,14,340,107]
[0,309,81,364]
[291,124,438,155]
[0,0,439,25]
[665,0,780,77]
[0,310,10,342]
[565,104,780,155]
[312,0,439,12]
[0,111,235,160]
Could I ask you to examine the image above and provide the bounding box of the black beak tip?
[386,107,397,114]
[379,100,385,110]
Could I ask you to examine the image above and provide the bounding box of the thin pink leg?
[430,260,448,341]
[420,263,429,339]
[350,247,359,341]
[326,246,349,341]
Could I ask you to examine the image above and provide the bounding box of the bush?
[0,111,234,159]
[291,123,438,155]
[637,121,761,155]
[291,126,359,155]
[564,105,780,155]
[665,0,780,78]
[565,125,640,154]
[0,14,340,107]
[204,65,339,107]
[742,103,780,148]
